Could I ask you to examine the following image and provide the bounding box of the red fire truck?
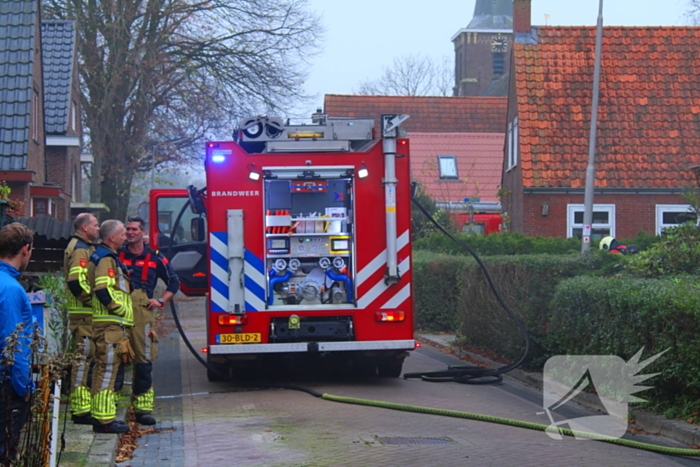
[438,200,503,235]
[149,114,415,379]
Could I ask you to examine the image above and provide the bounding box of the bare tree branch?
[353,54,453,97]
[44,0,322,219]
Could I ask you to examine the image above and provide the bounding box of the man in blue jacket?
[0,223,36,461]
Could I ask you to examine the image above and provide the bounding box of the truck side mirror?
[191,217,205,242]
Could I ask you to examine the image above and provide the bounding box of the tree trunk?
[100,161,134,222]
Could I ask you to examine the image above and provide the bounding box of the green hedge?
[413,231,661,258]
[455,254,599,367]
[549,276,700,407]
[413,253,598,367]
[413,252,700,408]
[414,232,582,256]
[413,256,468,332]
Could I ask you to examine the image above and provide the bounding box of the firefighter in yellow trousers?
[63,213,100,425]
[119,216,179,426]
[88,220,133,434]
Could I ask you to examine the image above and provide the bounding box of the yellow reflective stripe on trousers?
[70,386,91,415]
[133,387,155,413]
[91,389,116,421]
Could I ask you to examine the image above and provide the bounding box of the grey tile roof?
[41,20,75,135]
[467,0,512,30]
[0,0,37,168]
[17,215,73,241]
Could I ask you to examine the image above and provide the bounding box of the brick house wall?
[1,0,46,218]
[45,146,77,220]
[502,7,700,240]
[520,192,688,238]
[501,62,523,232]
[25,2,45,187]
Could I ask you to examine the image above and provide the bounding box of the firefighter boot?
[71,412,97,425]
[135,412,156,426]
[93,420,129,434]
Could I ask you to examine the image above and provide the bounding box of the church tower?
[452,0,513,96]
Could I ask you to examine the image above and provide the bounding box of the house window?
[567,204,615,240]
[493,52,505,75]
[656,204,696,235]
[507,117,518,171]
[437,155,458,179]
[31,197,56,217]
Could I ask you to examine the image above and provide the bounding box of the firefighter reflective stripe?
[65,237,94,305]
[93,276,134,326]
[356,229,411,309]
[100,342,117,391]
[145,323,152,361]
[67,294,92,314]
[73,335,91,388]
[210,232,266,313]
[133,387,154,413]
[69,386,91,416]
[92,389,116,421]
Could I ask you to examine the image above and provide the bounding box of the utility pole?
[581,0,605,253]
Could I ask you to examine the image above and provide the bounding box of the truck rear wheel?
[207,354,228,382]
[353,358,377,377]
[377,359,404,378]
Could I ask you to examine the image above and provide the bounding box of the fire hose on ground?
[165,192,700,458]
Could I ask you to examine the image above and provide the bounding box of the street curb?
[416,333,700,448]
[84,404,128,467]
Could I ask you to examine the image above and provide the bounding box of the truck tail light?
[218,314,248,326]
[375,311,405,322]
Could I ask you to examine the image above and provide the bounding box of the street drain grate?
[376,437,457,446]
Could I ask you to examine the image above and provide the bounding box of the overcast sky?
[296,0,689,117]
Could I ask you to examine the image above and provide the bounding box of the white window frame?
[506,116,518,171]
[567,204,615,239]
[437,155,458,179]
[31,197,53,217]
[655,204,697,235]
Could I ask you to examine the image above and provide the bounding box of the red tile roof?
[410,132,504,203]
[324,95,507,134]
[515,26,700,188]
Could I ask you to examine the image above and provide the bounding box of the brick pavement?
[127,330,185,467]
[123,298,692,467]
